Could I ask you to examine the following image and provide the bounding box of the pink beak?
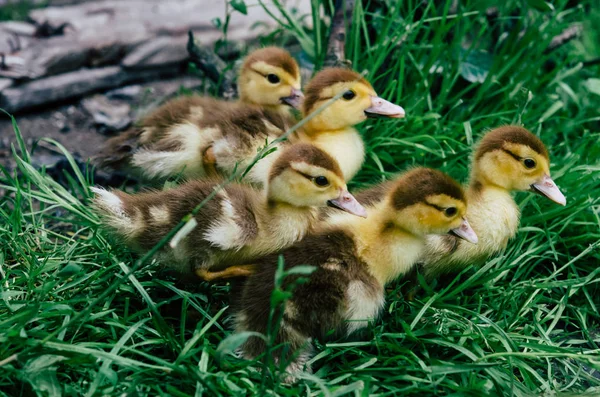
[449,218,478,244]
[530,174,566,206]
[364,96,406,118]
[327,189,368,218]
[281,88,304,109]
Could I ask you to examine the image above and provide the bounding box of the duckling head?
[302,68,405,132]
[238,47,303,110]
[266,143,367,217]
[384,168,478,243]
[472,126,566,205]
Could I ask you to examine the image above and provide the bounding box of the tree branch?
[186,31,237,100]
[323,0,355,68]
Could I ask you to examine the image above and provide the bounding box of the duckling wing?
[237,230,377,340]
[199,184,260,251]
[210,107,293,185]
[94,96,235,178]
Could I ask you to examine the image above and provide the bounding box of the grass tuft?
[1,0,599,395]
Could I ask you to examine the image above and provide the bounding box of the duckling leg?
[202,146,218,177]
[196,264,257,282]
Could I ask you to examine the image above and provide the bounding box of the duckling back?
[91,181,262,278]
[96,96,293,184]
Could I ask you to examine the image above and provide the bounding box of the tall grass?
[1,0,599,395]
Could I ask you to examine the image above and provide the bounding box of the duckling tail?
[90,187,138,239]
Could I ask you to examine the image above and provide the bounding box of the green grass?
[0,1,46,21]
[1,0,600,395]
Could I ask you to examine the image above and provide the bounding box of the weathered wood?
[323,0,355,68]
[29,0,313,44]
[0,78,12,91]
[4,30,149,80]
[0,65,180,113]
[122,36,188,69]
[0,21,37,37]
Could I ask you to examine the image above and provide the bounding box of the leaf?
[270,289,293,306]
[526,0,553,12]
[216,331,265,363]
[230,0,247,15]
[169,217,198,248]
[584,78,600,97]
[459,49,493,84]
[23,355,67,397]
[377,150,394,165]
[284,265,317,276]
[57,262,82,279]
[539,100,564,123]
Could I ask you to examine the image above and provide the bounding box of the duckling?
[233,168,477,377]
[418,125,565,281]
[209,67,405,185]
[95,46,302,182]
[96,66,404,187]
[289,68,405,181]
[91,143,366,281]
[355,125,566,283]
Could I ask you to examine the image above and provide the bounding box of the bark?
[323,0,355,68]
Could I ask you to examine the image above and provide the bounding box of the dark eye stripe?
[424,202,445,212]
[296,170,317,180]
[250,68,267,78]
[502,149,522,161]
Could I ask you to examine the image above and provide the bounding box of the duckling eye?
[314,176,329,187]
[444,207,457,217]
[342,90,356,100]
[267,74,280,84]
[523,158,536,169]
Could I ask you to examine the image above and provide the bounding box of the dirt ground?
[0,75,204,184]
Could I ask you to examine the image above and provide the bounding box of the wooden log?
[0,21,37,37]
[0,65,181,113]
[0,78,13,91]
[122,36,188,70]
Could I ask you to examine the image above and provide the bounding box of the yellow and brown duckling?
[96,65,404,187]
[290,67,405,181]
[233,168,477,377]
[356,125,566,283]
[95,47,302,182]
[91,143,366,281]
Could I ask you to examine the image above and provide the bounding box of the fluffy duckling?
[355,125,566,282]
[95,47,302,181]
[418,126,565,281]
[210,67,405,185]
[234,168,477,377]
[96,66,404,186]
[290,68,405,181]
[91,143,366,281]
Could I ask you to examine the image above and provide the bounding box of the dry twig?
[323,0,355,68]
[186,31,237,100]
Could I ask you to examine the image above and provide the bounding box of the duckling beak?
[530,174,566,206]
[449,218,478,244]
[364,97,406,118]
[281,88,304,109]
[327,190,368,218]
